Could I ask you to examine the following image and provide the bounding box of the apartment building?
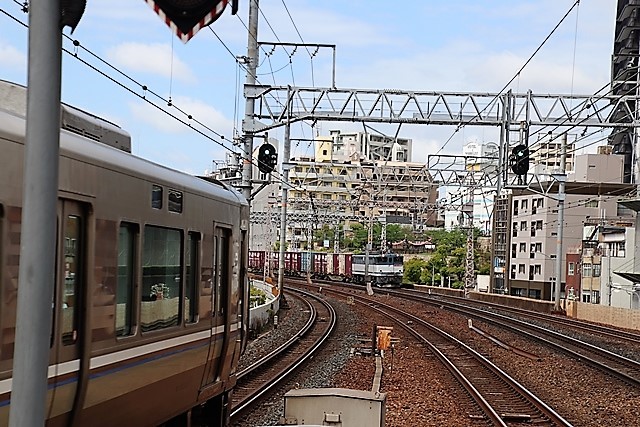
[530,133,575,175]
[285,158,439,249]
[493,150,633,300]
[444,141,498,232]
[577,219,635,307]
[317,130,413,163]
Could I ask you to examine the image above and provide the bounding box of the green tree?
[403,258,427,284]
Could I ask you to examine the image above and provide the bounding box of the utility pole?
[306,194,315,285]
[241,0,259,201]
[490,92,510,294]
[11,2,62,426]
[380,214,387,254]
[277,98,291,297]
[365,203,374,295]
[553,133,567,311]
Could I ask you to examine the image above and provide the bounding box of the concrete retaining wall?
[248,279,280,332]
[566,300,640,331]
[468,292,555,314]
[416,286,640,330]
[414,286,555,313]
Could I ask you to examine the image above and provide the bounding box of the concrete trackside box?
[280,387,385,426]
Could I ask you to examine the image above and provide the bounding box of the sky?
[0,0,618,176]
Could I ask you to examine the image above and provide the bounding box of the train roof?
[0,79,132,152]
[0,81,246,207]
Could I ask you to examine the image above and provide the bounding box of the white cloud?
[129,95,234,138]
[106,42,195,82]
[0,41,26,70]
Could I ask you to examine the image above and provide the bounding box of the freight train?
[0,80,249,426]
[248,250,405,287]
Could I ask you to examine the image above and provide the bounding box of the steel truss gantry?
[244,86,637,133]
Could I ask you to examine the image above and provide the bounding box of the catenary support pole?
[10,1,62,425]
[277,102,291,296]
[241,0,259,201]
[553,133,567,311]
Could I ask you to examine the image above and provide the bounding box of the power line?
[436,0,582,155]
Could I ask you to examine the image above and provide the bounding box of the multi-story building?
[285,158,439,249]
[317,130,413,163]
[444,141,499,232]
[493,150,634,300]
[530,133,575,175]
[578,219,635,307]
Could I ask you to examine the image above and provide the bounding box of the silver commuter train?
[0,80,249,426]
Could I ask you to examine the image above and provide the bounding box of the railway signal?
[257,143,278,174]
[509,144,529,176]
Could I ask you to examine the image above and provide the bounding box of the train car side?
[0,88,248,426]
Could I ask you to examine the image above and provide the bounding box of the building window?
[518,264,525,274]
[512,244,517,258]
[582,263,592,277]
[520,221,527,231]
[593,263,601,277]
[607,241,626,258]
[513,200,519,216]
[519,242,526,252]
[534,264,541,275]
[511,264,516,279]
[568,262,575,276]
[584,199,598,208]
[521,199,528,210]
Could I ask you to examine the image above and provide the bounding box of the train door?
[48,200,88,423]
[229,230,247,372]
[200,226,231,389]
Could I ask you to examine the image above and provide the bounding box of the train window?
[141,225,183,332]
[116,223,138,337]
[151,185,163,209]
[62,215,81,345]
[168,189,183,213]
[185,232,200,324]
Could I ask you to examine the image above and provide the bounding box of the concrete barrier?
[248,279,280,333]
[414,286,555,313]
[415,286,639,331]
[567,300,640,331]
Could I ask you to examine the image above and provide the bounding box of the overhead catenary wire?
[436,0,582,156]
[1,3,311,196]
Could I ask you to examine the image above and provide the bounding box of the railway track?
[229,287,336,424]
[305,284,572,427]
[422,292,640,347]
[391,290,640,387]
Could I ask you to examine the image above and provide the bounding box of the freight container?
[313,253,328,275]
